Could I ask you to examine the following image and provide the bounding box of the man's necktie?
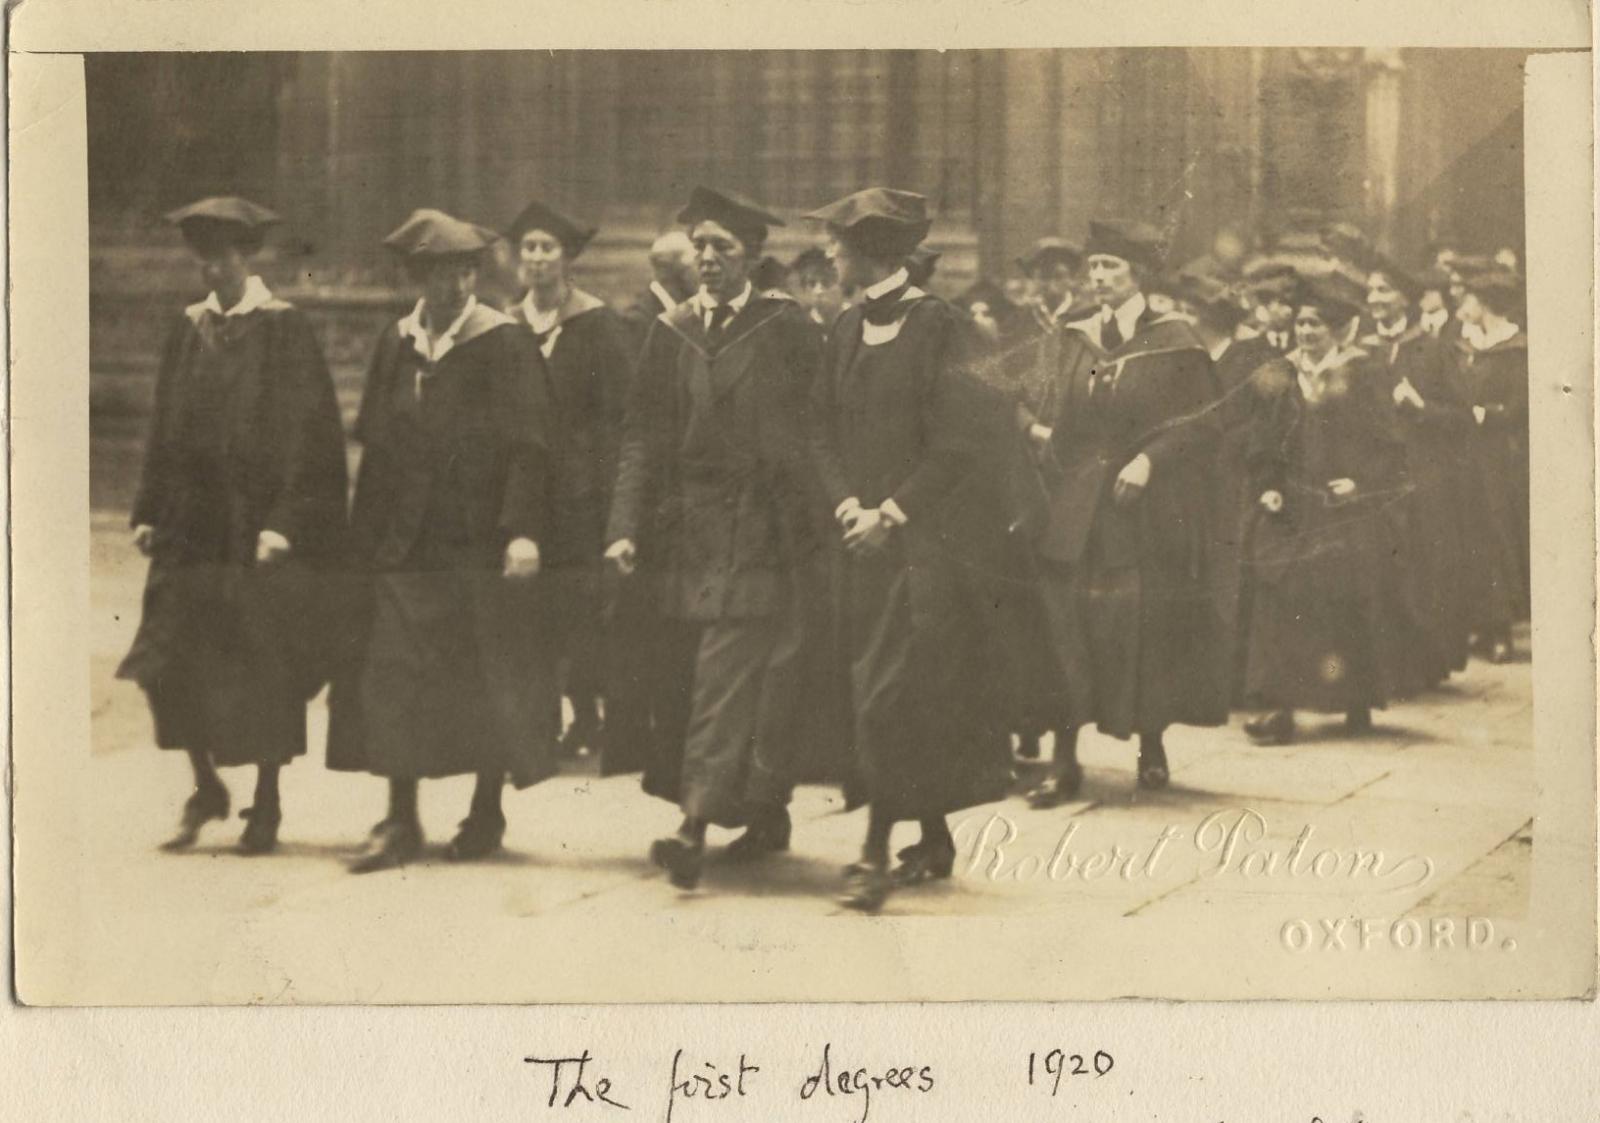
[1101,313,1124,352]
[707,304,735,340]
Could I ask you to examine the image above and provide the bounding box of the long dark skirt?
[327,569,559,789]
[847,543,1012,821]
[118,560,323,767]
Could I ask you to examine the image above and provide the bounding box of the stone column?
[1363,48,1405,253]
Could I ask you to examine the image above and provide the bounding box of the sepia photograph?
[10,33,1594,1011]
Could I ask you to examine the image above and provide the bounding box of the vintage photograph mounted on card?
[11,40,1594,1004]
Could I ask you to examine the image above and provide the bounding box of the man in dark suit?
[606,187,823,891]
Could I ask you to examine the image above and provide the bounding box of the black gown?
[118,294,348,767]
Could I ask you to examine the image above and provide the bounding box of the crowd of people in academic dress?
[117,186,1531,912]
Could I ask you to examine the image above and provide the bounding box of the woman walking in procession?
[806,188,1013,913]
[327,209,559,872]
[118,196,348,855]
[1241,276,1405,744]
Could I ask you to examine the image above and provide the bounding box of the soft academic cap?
[805,188,932,261]
[1017,237,1083,274]
[505,200,598,260]
[382,208,501,260]
[164,195,282,253]
[677,186,785,253]
[1084,219,1167,272]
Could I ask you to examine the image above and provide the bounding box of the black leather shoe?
[1244,710,1296,746]
[237,805,281,855]
[839,862,892,913]
[161,783,230,851]
[892,838,956,886]
[1026,763,1084,809]
[725,808,791,863]
[650,835,705,890]
[1015,732,1042,761]
[350,818,423,874]
[446,813,506,861]
[1136,742,1171,790]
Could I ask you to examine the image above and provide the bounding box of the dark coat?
[117,298,348,766]
[1364,323,1475,688]
[810,292,1014,819]
[1242,348,1405,713]
[1032,307,1229,738]
[326,304,559,786]
[1459,330,1530,627]
[607,294,823,622]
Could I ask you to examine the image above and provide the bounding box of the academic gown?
[810,291,1014,820]
[606,293,822,826]
[1363,323,1475,689]
[1242,348,1405,713]
[1459,330,1531,630]
[508,289,638,767]
[1032,309,1230,740]
[118,297,348,766]
[325,305,560,788]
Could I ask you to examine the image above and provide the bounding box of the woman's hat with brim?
[790,246,835,277]
[505,200,598,260]
[805,188,932,262]
[164,196,281,253]
[383,208,500,260]
[1084,219,1167,272]
[1365,252,1422,304]
[677,186,784,253]
[1298,272,1366,326]
[1461,267,1524,314]
[1243,260,1303,301]
[1016,236,1083,275]
[1175,270,1247,331]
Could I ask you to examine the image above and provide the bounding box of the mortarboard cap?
[505,200,598,259]
[678,186,784,252]
[806,187,932,261]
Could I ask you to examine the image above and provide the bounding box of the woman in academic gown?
[1241,277,1405,744]
[806,187,1014,912]
[1454,268,1530,661]
[326,209,558,872]
[1025,220,1228,808]
[504,200,637,765]
[118,196,348,854]
[1363,256,1475,691]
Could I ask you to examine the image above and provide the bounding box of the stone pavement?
[48,509,1551,1003]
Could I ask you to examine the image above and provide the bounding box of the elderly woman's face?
[517,229,566,290]
[690,220,750,301]
[422,258,478,321]
[1294,306,1335,355]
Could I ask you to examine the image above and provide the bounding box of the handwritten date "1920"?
[1026,1049,1115,1095]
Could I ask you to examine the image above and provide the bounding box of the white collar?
[190,274,274,319]
[862,267,910,302]
[1208,337,1232,362]
[649,280,680,313]
[696,281,753,317]
[1376,316,1409,340]
[1468,318,1518,351]
[1101,292,1147,345]
[1419,307,1449,332]
[399,295,479,363]
[520,290,563,335]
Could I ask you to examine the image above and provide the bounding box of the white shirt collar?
[1101,292,1147,346]
[1376,316,1409,340]
[1467,318,1519,351]
[520,291,562,336]
[192,274,274,318]
[1208,337,1232,362]
[649,280,680,313]
[862,267,910,302]
[697,281,752,314]
[399,295,479,364]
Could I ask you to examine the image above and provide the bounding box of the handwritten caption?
[524,1042,1114,1121]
